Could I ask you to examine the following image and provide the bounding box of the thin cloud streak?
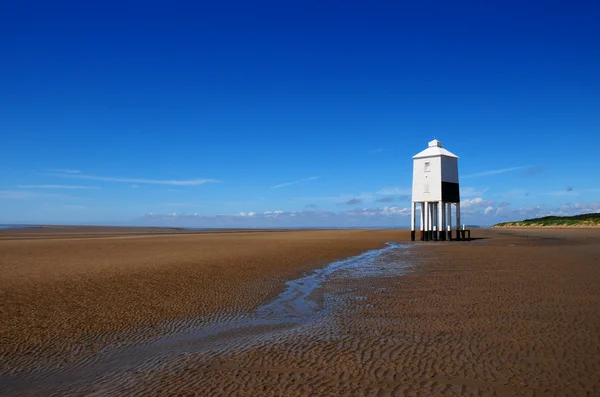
[46,173,218,186]
[547,188,600,196]
[462,166,529,179]
[377,187,411,196]
[62,205,86,210]
[18,185,100,189]
[461,186,489,197]
[271,176,321,189]
[0,190,66,199]
[295,193,374,203]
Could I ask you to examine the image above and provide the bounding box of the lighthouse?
[410,139,463,241]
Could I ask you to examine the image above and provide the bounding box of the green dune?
[494,212,600,227]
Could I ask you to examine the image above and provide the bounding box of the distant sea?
[0,224,41,230]
[0,225,413,231]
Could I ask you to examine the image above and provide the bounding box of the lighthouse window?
[424,162,431,172]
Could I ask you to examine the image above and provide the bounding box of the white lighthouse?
[410,139,463,241]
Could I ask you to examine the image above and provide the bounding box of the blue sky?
[1,1,599,227]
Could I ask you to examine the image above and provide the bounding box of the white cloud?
[554,201,600,215]
[369,148,384,154]
[18,185,100,189]
[263,210,285,216]
[53,169,81,174]
[453,198,600,225]
[459,197,497,217]
[271,176,321,189]
[134,199,600,228]
[47,173,218,186]
[136,206,413,228]
[460,197,494,210]
[462,166,529,179]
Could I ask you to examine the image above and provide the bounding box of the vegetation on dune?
[494,212,600,227]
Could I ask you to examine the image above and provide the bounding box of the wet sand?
[2,228,600,396]
[0,225,296,239]
[0,229,407,379]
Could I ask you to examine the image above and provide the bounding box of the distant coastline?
[0,224,407,232]
[494,212,600,228]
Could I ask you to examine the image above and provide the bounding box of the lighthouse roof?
[412,139,458,159]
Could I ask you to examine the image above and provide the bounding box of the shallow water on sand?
[0,243,410,396]
[255,242,405,321]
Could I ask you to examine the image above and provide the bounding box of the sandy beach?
[0,229,408,377]
[1,227,599,396]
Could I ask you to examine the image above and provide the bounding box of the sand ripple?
[2,229,600,396]
[1,242,410,395]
